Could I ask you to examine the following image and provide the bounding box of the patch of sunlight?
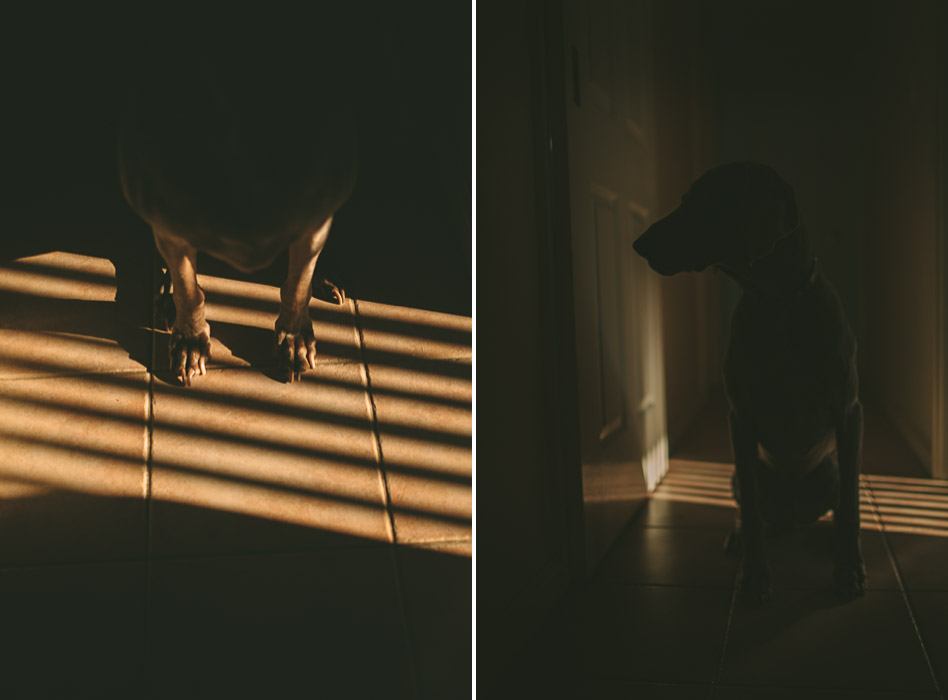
[653,459,948,537]
[0,253,115,301]
[642,435,668,492]
[0,253,472,552]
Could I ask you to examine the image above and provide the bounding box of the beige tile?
[714,687,940,699]
[0,373,148,563]
[571,584,733,682]
[720,590,935,691]
[356,299,472,361]
[369,361,472,543]
[909,591,948,693]
[762,525,899,591]
[356,299,472,543]
[398,542,472,699]
[0,561,145,697]
[577,680,711,699]
[149,363,391,555]
[0,251,151,378]
[156,273,362,373]
[148,548,414,698]
[595,526,738,588]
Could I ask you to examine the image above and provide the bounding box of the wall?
[478,0,583,686]
[702,0,874,414]
[866,0,940,470]
[652,0,718,449]
[698,1,943,472]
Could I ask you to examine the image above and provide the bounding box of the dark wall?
[0,5,471,316]
[704,0,874,381]
[702,0,944,469]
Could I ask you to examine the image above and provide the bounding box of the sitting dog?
[117,36,357,384]
[633,163,865,601]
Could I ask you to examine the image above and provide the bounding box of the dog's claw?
[170,326,211,387]
[274,320,317,382]
[317,278,346,305]
[155,268,176,331]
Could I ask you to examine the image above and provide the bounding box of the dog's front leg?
[730,410,772,601]
[835,399,866,599]
[153,227,211,386]
[274,216,336,382]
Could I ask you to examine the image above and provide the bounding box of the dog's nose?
[632,232,651,259]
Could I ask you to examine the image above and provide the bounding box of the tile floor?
[0,250,472,699]
[501,393,948,699]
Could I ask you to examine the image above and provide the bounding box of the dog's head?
[633,162,800,275]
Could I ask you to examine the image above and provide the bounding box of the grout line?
[870,482,943,695]
[353,300,398,545]
[0,541,408,574]
[142,252,158,689]
[353,297,423,700]
[711,570,740,695]
[0,367,152,382]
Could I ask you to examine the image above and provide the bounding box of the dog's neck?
[718,224,817,303]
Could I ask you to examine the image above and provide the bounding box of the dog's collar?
[725,255,819,303]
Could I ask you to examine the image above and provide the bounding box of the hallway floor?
[503,393,948,699]
[0,250,472,699]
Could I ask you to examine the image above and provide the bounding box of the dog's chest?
[753,338,834,455]
[732,308,842,464]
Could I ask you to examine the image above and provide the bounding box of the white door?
[563,0,668,570]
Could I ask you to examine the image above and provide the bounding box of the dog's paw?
[170,324,211,387]
[274,319,317,383]
[739,561,773,603]
[835,558,867,601]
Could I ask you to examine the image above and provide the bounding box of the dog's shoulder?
[724,275,858,423]
[812,275,859,411]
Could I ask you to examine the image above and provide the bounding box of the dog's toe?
[274,320,317,383]
[169,327,211,387]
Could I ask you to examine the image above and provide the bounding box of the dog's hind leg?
[724,472,743,557]
[834,399,866,599]
[729,410,772,601]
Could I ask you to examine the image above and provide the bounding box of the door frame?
[933,0,948,479]
[532,0,587,580]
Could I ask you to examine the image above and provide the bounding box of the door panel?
[565,0,667,571]
[592,185,623,440]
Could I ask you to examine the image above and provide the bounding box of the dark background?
[0,4,472,317]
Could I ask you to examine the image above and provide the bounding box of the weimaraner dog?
[117,43,357,384]
[633,162,865,601]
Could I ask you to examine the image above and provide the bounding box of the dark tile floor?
[0,250,472,699]
[501,393,948,699]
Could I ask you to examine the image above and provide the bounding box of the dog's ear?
[743,179,800,266]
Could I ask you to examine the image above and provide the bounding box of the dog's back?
[117,17,359,258]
